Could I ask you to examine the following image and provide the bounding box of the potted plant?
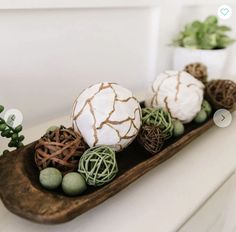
[172,16,235,78]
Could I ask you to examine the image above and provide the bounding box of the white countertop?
[0,112,236,232]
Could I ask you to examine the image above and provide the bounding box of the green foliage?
[172,16,235,49]
[0,104,25,155]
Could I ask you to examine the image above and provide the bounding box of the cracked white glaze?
[72,82,142,151]
[145,71,204,123]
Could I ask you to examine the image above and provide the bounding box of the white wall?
[0,7,159,128]
[0,1,236,128]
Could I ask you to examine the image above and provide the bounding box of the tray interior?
[24,115,212,197]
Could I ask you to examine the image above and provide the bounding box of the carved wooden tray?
[0,116,216,224]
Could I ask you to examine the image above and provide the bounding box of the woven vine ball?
[138,125,165,155]
[185,62,208,84]
[35,126,87,174]
[205,79,236,109]
[78,146,118,187]
[141,108,173,140]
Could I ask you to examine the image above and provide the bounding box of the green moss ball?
[46,126,59,133]
[202,100,212,117]
[194,109,208,124]
[173,120,185,137]
[62,172,87,196]
[39,167,62,190]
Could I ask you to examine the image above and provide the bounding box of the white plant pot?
[173,47,228,79]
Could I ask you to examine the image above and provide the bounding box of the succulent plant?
[172,15,235,49]
[0,104,25,155]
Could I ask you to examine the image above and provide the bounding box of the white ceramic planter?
[173,47,228,79]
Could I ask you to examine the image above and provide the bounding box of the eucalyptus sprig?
[0,105,25,155]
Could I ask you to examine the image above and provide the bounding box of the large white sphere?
[72,82,142,151]
[145,71,204,123]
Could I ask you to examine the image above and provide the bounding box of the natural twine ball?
[78,146,118,187]
[185,62,208,84]
[35,126,87,174]
[138,125,165,155]
[141,108,174,139]
[205,80,236,109]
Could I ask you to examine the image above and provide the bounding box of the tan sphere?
[145,71,204,123]
[72,82,142,151]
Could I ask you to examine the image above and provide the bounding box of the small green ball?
[39,167,62,190]
[173,120,185,137]
[62,172,87,196]
[46,126,59,133]
[194,109,208,124]
[202,100,212,117]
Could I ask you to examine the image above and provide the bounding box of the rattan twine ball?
[78,146,118,187]
[35,126,87,174]
[138,125,165,155]
[205,79,236,109]
[185,62,208,84]
[141,108,173,139]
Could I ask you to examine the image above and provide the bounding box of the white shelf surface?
[0,110,236,232]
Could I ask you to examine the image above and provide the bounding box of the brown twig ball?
[138,125,165,155]
[205,79,236,110]
[35,126,87,174]
[185,62,208,84]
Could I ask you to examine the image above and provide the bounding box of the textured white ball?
[72,82,141,151]
[145,71,204,123]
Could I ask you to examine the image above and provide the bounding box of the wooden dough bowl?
[0,114,219,224]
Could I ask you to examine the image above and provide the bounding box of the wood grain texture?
[0,118,215,224]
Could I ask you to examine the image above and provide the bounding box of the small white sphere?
[145,71,204,123]
[72,82,141,151]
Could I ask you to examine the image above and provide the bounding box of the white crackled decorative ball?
[145,71,204,123]
[72,82,142,151]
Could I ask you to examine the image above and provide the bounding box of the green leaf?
[11,133,18,140]
[183,36,198,49]
[1,129,11,137]
[0,123,7,131]
[217,25,231,32]
[205,16,218,25]
[19,135,25,142]
[15,125,23,133]
[0,105,4,113]
[8,140,16,148]
[18,142,24,148]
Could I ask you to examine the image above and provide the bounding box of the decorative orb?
[145,71,204,123]
[206,79,236,110]
[39,167,62,190]
[173,120,185,137]
[138,125,165,154]
[62,172,87,196]
[141,108,173,139]
[202,100,212,117]
[194,109,207,124]
[185,62,208,84]
[78,146,118,186]
[35,126,87,174]
[72,82,142,152]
